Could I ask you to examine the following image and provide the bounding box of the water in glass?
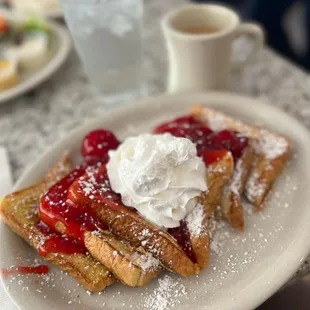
[61,0,144,105]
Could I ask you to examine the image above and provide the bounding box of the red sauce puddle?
[1,265,49,279]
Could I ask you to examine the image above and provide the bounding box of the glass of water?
[60,0,144,106]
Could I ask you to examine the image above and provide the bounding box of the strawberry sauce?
[168,221,197,263]
[153,115,248,261]
[37,129,119,256]
[1,265,49,279]
[38,119,247,263]
[153,115,248,161]
[36,221,86,257]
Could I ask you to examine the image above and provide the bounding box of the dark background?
[193,0,310,71]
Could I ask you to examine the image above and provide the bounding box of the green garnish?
[22,15,49,33]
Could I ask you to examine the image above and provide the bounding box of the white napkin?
[0,147,12,197]
[0,146,18,309]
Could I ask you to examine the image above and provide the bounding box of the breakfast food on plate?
[8,0,60,16]
[186,149,234,267]
[190,105,291,209]
[0,153,114,291]
[0,11,50,91]
[0,105,291,292]
[4,15,50,72]
[0,58,18,91]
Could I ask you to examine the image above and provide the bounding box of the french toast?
[0,106,291,293]
[66,163,200,277]
[84,231,162,287]
[1,153,161,289]
[40,161,163,287]
[219,145,253,231]
[0,153,115,292]
[186,149,234,267]
[190,104,291,209]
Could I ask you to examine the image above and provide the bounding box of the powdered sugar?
[252,132,288,159]
[200,107,289,161]
[78,165,109,197]
[130,252,160,271]
[203,112,227,132]
[186,204,204,237]
[245,170,267,203]
[144,275,187,310]
[229,158,243,195]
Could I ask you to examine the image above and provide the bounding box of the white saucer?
[7,0,63,19]
[1,92,310,310]
[0,21,71,105]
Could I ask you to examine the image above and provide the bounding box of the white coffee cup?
[161,4,264,93]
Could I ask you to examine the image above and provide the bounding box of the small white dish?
[7,0,63,19]
[1,92,310,310]
[0,20,71,105]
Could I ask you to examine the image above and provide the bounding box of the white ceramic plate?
[7,0,63,19]
[1,92,310,310]
[0,21,71,105]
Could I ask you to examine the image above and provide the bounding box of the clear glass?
[60,0,145,106]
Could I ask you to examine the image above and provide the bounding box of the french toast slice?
[190,104,291,209]
[40,159,163,287]
[186,150,234,267]
[0,153,115,292]
[220,145,253,231]
[51,217,162,287]
[68,163,200,277]
[84,231,162,287]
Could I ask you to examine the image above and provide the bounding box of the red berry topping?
[153,116,200,134]
[168,220,196,263]
[153,115,213,151]
[81,129,120,159]
[198,149,229,166]
[206,130,248,159]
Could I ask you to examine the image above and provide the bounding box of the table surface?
[1,1,310,308]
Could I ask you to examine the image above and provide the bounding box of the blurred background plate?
[7,0,63,19]
[0,20,71,105]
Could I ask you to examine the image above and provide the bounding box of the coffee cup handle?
[232,23,264,70]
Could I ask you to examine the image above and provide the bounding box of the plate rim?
[0,20,71,105]
[3,91,310,310]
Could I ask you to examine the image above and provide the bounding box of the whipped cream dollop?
[107,133,207,228]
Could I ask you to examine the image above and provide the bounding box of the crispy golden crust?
[188,151,234,267]
[85,231,162,287]
[0,154,114,292]
[245,152,289,209]
[92,205,199,277]
[221,190,244,230]
[53,220,162,287]
[187,213,210,268]
[220,146,253,231]
[191,104,291,209]
[44,151,72,184]
[200,151,234,214]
